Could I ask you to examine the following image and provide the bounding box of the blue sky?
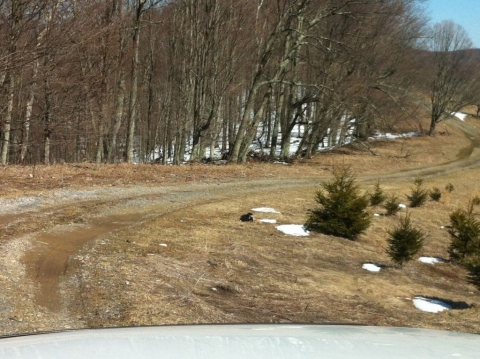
[424,0,480,48]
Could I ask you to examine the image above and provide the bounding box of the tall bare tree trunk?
[1,72,15,165]
[126,0,145,163]
[107,75,126,163]
[19,66,36,163]
[43,74,52,166]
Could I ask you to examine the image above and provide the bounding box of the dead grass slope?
[71,176,480,333]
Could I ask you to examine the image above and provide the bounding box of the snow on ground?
[418,257,444,264]
[252,207,281,213]
[452,112,468,121]
[259,219,277,224]
[369,131,419,140]
[362,263,381,272]
[150,119,422,164]
[276,225,310,236]
[412,297,451,313]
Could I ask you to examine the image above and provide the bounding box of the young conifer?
[386,212,425,266]
[407,177,428,208]
[464,257,480,289]
[445,183,454,193]
[369,181,386,206]
[384,194,401,216]
[448,200,480,288]
[448,201,480,262]
[429,187,442,201]
[305,167,371,240]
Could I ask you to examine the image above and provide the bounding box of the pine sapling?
[445,183,454,193]
[429,187,442,202]
[448,200,480,262]
[387,212,425,266]
[369,181,386,206]
[384,194,401,216]
[407,177,428,208]
[464,257,480,290]
[305,167,372,240]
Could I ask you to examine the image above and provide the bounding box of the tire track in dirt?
[4,118,480,315]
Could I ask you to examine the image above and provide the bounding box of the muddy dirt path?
[2,118,480,320]
[23,214,147,311]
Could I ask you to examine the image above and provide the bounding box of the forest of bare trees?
[0,0,478,165]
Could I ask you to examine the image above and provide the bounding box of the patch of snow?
[412,297,451,313]
[259,219,277,224]
[398,204,407,209]
[362,263,381,272]
[369,131,419,140]
[276,224,310,237]
[452,112,468,121]
[252,207,280,213]
[418,257,444,264]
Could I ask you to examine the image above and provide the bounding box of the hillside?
[0,114,480,335]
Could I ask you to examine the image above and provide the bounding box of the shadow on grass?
[415,296,472,310]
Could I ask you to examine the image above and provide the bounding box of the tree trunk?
[107,66,126,160]
[20,76,35,163]
[429,116,437,136]
[238,88,271,162]
[126,1,145,163]
[1,72,15,165]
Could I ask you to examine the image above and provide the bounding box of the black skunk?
[240,213,254,222]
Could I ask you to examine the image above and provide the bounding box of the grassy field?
[71,171,480,333]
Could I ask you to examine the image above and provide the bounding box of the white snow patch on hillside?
[276,225,310,236]
[412,297,451,313]
[252,207,280,213]
[452,112,468,121]
[259,219,277,224]
[418,257,444,264]
[362,263,381,272]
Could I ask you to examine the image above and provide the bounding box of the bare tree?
[19,0,61,164]
[425,21,479,135]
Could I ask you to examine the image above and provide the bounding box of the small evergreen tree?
[429,187,442,201]
[448,201,480,262]
[464,257,480,289]
[387,213,425,266]
[369,181,386,206]
[472,195,480,206]
[305,167,372,240]
[445,183,454,193]
[384,194,401,216]
[407,177,428,208]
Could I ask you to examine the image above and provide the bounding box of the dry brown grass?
[72,176,480,333]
